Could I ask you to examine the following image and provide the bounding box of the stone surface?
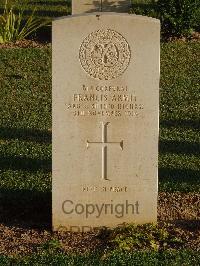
[72,0,131,14]
[52,13,160,232]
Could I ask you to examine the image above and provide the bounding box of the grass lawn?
[0,0,71,19]
[160,42,200,192]
[1,250,200,265]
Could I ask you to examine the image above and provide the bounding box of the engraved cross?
[87,122,123,180]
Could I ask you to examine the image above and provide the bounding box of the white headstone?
[72,0,131,14]
[52,13,160,232]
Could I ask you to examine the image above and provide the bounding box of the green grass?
[0,48,52,227]
[0,250,200,265]
[159,42,200,192]
[0,0,71,19]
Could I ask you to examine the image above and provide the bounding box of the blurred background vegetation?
[0,0,199,43]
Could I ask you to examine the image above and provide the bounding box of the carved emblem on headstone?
[79,29,131,80]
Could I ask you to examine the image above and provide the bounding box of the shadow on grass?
[28,9,69,17]
[159,140,199,155]
[29,1,70,6]
[0,9,70,18]
[160,119,200,130]
[0,127,51,144]
[0,188,51,229]
[0,156,51,172]
[159,168,199,180]
[173,220,200,231]
[159,167,200,192]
